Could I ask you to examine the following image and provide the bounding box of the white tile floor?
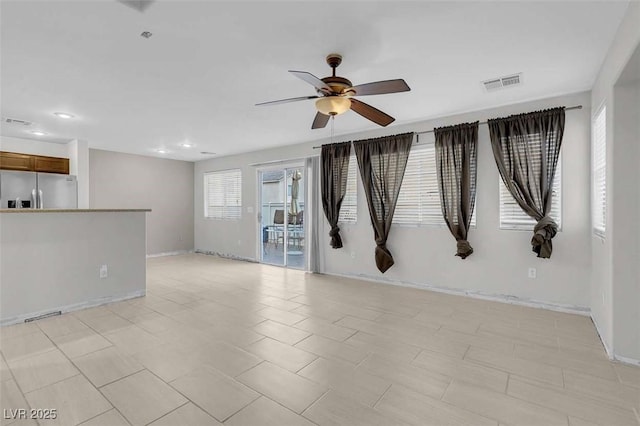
[1,253,639,426]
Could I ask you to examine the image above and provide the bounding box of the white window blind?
[393,144,476,226]
[592,106,606,237]
[204,169,242,220]
[338,155,358,223]
[499,152,562,230]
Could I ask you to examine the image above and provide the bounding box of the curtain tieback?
[328,225,343,249]
[373,239,394,273]
[532,216,558,259]
[455,240,474,259]
[375,239,386,247]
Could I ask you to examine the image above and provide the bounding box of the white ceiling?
[0,1,629,161]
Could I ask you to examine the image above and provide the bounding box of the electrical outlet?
[528,267,537,279]
[99,264,108,279]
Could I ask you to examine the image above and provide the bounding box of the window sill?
[499,225,563,232]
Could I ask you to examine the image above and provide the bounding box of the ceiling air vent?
[4,117,32,126]
[483,73,522,92]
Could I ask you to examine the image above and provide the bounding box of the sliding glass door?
[258,165,306,269]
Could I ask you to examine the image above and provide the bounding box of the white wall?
[67,139,90,208]
[611,79,640,362]
[89,149,194,256]
[195,91,591,309]
[0,135,90,208]
[0,135,69,157]
[0,211,146,325]
[590,1,640,361]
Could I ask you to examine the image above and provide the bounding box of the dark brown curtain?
[321,142,352,248]
[488,107,565,258]
[435,122,479,259]
[354,132,413,273]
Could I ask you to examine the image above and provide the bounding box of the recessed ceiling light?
[180,142,193,148]
[53,112,74,119]
[156,149,168,154]
[30,130,47,136]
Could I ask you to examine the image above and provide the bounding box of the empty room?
[0,1,639,425]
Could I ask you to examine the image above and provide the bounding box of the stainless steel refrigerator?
[0,170,78,209]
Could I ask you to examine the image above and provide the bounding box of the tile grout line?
[79,407,133,426]
[371,383,393,409]
[439,378,454,401]
[8,323,85,396]
[294,355,320,375]
[1,349,36,423]
[40,323,125,424]
[299,388,331,420]
[145,365,232,424]
[219,393,262,423]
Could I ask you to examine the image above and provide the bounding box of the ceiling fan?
[256,54,410,129]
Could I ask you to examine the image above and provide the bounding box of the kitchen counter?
[0,208,151,213]
[1,209,149,325]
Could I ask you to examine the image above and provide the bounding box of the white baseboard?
[147,249,194,258]
[614,354,640,366]
[194,249,257,263]
[325,271,590,316]
[0,290,146,326]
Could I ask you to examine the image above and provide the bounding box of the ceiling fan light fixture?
[315,96,351,116]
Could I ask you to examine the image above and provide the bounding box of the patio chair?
[273,209,285,248]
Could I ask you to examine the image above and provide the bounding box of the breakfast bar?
[0,209,150,325]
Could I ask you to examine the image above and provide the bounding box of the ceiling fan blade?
[256,95,319,106]
[349,79,410,96]
[289,71,332,92]
[312,112,330,129]
[350,99,395,127]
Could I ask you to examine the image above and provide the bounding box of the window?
[338,155,358,223]
[499,154,562,230]
[592,106,606,237]
[393,144,476,226]
[204,169,242,220]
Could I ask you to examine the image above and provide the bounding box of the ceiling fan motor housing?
[321,54,355,95]
[319,76,353,95]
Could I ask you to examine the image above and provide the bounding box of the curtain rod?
[249,154,319,167]
[312,105,582,149]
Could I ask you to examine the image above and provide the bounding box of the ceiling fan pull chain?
[331,115,335,144]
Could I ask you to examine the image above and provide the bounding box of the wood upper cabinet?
[0,151,69,174]
[34,155,69,174]
[0,151,34,171]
